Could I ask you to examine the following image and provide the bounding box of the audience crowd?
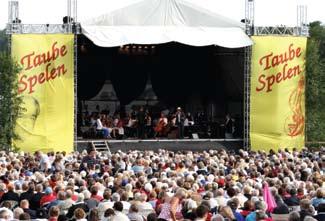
[0,146,323,221]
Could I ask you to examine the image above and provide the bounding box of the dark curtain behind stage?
[77,35,243,120]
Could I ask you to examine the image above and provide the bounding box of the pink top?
[158,202,183,221]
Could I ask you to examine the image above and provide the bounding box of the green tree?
[306,22,325,143]
[0,29,8,52]
[0,52,22,150]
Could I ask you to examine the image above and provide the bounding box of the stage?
[76,138,243,153]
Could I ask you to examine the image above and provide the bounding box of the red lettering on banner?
[20,42,68,71]
[18,75,28,93]
[17,41,70,95]
[256,43,304,93]
[18,63,68,94]
[256,75,266,92]
[256,64,302,92]
[20,52,35,71]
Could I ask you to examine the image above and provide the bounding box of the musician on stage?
[154,113,168,138]
[175,107,186,139]
[137,106,146,139]
[225,114,234,139]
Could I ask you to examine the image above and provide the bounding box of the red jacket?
[40,194,56,206]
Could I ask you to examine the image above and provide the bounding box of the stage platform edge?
[76,139,243,153]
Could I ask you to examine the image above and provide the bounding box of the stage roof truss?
[253,26,308,36]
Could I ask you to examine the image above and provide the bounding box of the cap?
[45,187,52,195]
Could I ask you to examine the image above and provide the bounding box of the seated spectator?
[0,201,14,220]
[285,188,300,207]
[111,201,129,221]
[83,190,98,210]
[219,206,236,221]
[195,204,210,221]
[314,203,325,221]
[40,187,56,207]
[311,188,325,209]
[19,182,35,203]
[30,184,44,210]
[18,212,31,220]
[13,207,24,220]
[299,199,314,221]
[240,200,254,218]
[48,206,60,221]
[289,211,300,221]
[90,185,103,202]
[20,199,37,219]
[273,194,290,214]
[98,190,114,218]
[66,193,89,219]
[74,208,87,221]
[88,208,100,221]
[227,198,244,221]
[0,183,19,203]
[128,204,145,221]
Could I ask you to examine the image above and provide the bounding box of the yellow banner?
[250,36,307,151]
[12,34,74,153]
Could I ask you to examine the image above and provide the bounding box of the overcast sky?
[0,0,324,30]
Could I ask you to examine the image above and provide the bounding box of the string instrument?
[154,118,167,133]
[285,76,305,137]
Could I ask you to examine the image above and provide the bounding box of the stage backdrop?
[12,34,74,153]
[250,36,307,151]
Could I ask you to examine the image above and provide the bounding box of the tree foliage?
[0,30,8,52]
[306,21,325,142]
[0,52,22,150]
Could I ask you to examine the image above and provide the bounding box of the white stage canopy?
[81,0,253,48]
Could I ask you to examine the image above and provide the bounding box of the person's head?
[196,205,210,220]
[227,199,239,210]
[226,187,236,198]
[316,188,324,199]
[256,210,268,221]
[20,199,29,209]
[2,201,11,209]
[300,199,311,210]
[289,188,297,196]
[45,187,53,195]
[104,208,115,218]
[129,204,139,213]
[147,213,158,221]
[57,191,66,200]
[19,212,31,220]
[74,208,86,220]
[87,145,96,157]
[288,211,300,221]
[243,200,254,211]
[219,206,235,220]
[211,214,224,221]
[254,200,266,212]
[0,209,10,220]
[49,206,60,218]
[111,192,121,202]
[113,201,123,212]
[91,185,99,196]
[89,208,99,221]
[175,188,187,200]
[36,184,43,193]
[13,207,24,219]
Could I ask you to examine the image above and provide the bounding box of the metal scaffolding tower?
[243,0,254,150]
